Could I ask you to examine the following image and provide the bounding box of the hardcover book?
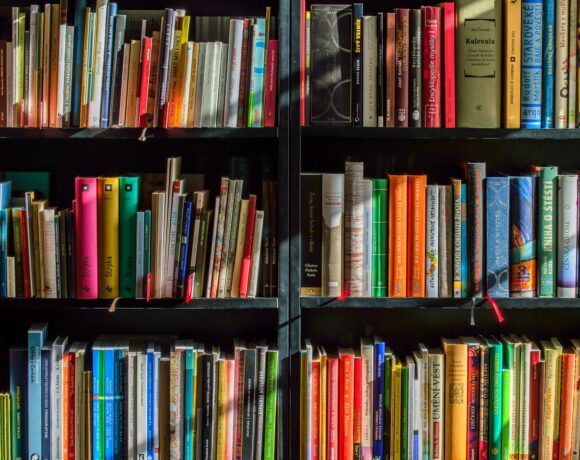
[503,0,522,127]
[466,163,486,297]
[322,173,344,297]
[394,9,410,127]
[421,6,441,127]
[388,175,407,297]
[557,175,578,297]
[538,166,558,297]
[521,0,543,128]
[344,162,364,297]
[372,178,388,297]
[75,177,98,299]
[408,175,426,297]
[426,185,439,298]
[486,177,510,298]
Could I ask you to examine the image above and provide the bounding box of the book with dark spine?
[352,3,363,127]
[394,8,410,127]
[301,174,322,296]
[377,13,385,127]
[201,352,214,460]
[242,348,257,460]
[385,13,396,127]
[467,162,486,297]
[409,9,422,127]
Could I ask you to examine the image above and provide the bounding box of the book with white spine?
[224,19,244,127]
[557,175,578,297]
[88,1,109,127]
[344,161,364,297]
[136,349,148,460]
[321,173,344,297]
[426,185,439,297]
[248,209,265,298]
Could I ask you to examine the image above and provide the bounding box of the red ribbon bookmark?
[484,296,504,323]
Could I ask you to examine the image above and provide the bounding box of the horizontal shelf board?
[0,297,278,310]
[301,297,580,309]
[302,127,580,140]
[0,127,278,140]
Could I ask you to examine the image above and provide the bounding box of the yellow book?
[166,21,182,128]
[216,358,228,460]
[80,8,91,128]
[97,177,119,298]
[319,347,327,460]
[541,341,558,460]
[552,338,564,449]
[186,42,200,127]
[124,40,140,128]
[391,359,402,460]
[442,338,468,460]
[502,0,521,128]
[175,41,191,127]
[49,4,60,127]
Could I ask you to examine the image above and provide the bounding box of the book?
[486,177,510,298]
[555,0,569,127]
[344,162,364,297]
[28,323,47,460]
[538,166,558,297]
[362,15,377,127]
[543,0,556,127]
[394,9,410,127]
[371,178,388,297]
[521,0,543,128]
[557,175,578,297]
[385,13,396,127]
[362,179,373,297]
[466,163,486,297]
[504,0,522,128]
[339,349,354,460]
[438,186,452,298]
[321,174,344,297]
[97,177,119,299]
[409,9,422,128]
[351,4,363,127]
[426,185,439,298]
[407,175,426,297]
[442,338,467,460]
[75,177,98,299]
[421,6,441,127]
[388,175,407,297]
[451,179,462,298]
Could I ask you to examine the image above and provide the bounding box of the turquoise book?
[92,344,104,460]
[542,0,555,127]
[119,176,140,297]
[103,347,115,459]
[27,323,47,460]
[521,0,543,128]
[184,347,195,460]
[486,177,510,297]
[249,18,267,127]
[486,337,503,460]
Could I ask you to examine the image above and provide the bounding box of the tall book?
[394,9,410,127]
[385,13,396,127]
[119,176,139,297]
[371,178,388,297]
[75,177,98,299]
[557,175,578,298]
[351,3,363,126]
[421,6,441,127]
[559,352,576,460]
[486,337,503,460]
[440,3,455,127]
[555,0,569,127]
[28,323,47,460]
[426,185,439,298]
[540,341,558,460]
[486,177,510,298]
[442,339,467,460]
[321,174,344,297]
[538,166,558,297]
[466,163,486,297]
[456,0,502,127]
[409,9,422,128]
[407,175,426,297]
[388,175,407,297]
[503,0,522,127]
[428,349,444,460]
[362,179,373,297]
[521,0,543,128]
[362,16,377,127]
[97,177,119,299]
[542,0,556,127]
[344,162,364,297]
[438,186,452,298]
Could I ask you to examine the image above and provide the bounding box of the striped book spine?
[371,179,388,296]
[521,0,543,128]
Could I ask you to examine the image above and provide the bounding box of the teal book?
[486,337,503,460]
[248,18,267,127]
[372,178,388,296]
[263,350,279,460]
[401,364,409,460]
[184,347,195,460]
[28,323,47,460]
[119,176,140,297]
[538,166,557,297]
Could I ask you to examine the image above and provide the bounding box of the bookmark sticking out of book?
[186,274,194,303]
[146,273,152,302]
[484,296,505,323]
[108,297,122,313]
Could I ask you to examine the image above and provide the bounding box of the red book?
[20,209,31,297]
[440,2,455,128]
[239,194,257,298]
[68,352,76,460]
[529,345,541,460]
[385,13,396,127]
[394,9,410,127]
[353,355,363,460]
[300,0,306,125]
[312,359,321,460]
[327,354,339,460]
[466,340,480,460]
[62,352,71,459]
[138,36,153,128]
[75,177,98,299]
[264,40,278,128]
[421,6,441,127]
[234,347,246,460]
[237,19,251,128]
[339,349,355,460]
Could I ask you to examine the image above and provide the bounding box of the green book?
[263,350,279,460]
[401,363,409,460]
[193,209,212,298]
[501,336,518,460]
[501,368,514,460]
[538,166,558,297]
[119,176,140,298]
[372,178,388,296]
[11,208,23,297]
[486,337,503,460]
[384,352,393,458]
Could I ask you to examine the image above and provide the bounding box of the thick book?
[28,323,47,460]
[371,178,388,297]
[344,162,364,297]
[440,3,456,127]
[75,177,98,299]
[362,179,373,297]
[322,174,344,297]
[538,166,558,297]
[119,176,139,298]
[407,175,426,297]
[543,0,556,127]
[451,179,462,298]
[555,0,569,127]
[503,0,522,127]
[388,175,407,297]
[521,0,543,128]
[421,6,441,127]
[310,4,352,124]
[486,177,510,298]
[426,185,439,298]
[351,4,363,127]
[466,163,486,297]
[557,175,578,297]
[456,0,502,127]
[409,9,422,127]
[362,15,377,127]
[394,9,410,127]
[509,177,537,297]
[98,177,119,299]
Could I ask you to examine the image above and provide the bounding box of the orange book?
[407,175,426,297]
[312,358,321,460]
[339,349,355,460]
[559,352,576,460]
[62,351,71,458]
[388,175,408,297]
[442,338,468,460]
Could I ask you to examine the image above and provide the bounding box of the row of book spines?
[0,6,278,129]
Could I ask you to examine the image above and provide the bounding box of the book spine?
[543,0,556,127]
[103,349,115,459]
[559,353,575,460]
[539,166,558,297]
[250,18,266,127]
[322,174,344,297]
[20,209,31,297]
[519,344,531,460]
[339,353,354,460]
[0,41,7,128]
[486,177,510,298]
[71,0,87,126]
[345,162,364,297]
[451,180,462,297]
[529,350,541,460]
[407,175,426,297]
[41,346,51,460]
[555,0,569,127]
[467,163,486,297]
[377,13,385,127]
[138,37,153,127]
[264,40,278,128]
[557,175,578,297]
[478,346,490,460]
[541,348,557,460]
[362,15,378,127]
[460,184,468,298]
[97,177,120,299]
[441,3,455,127]
[428,353,444,460]
[371,178,388,297]
[352,4,363,127]
[409,9,421,128]
[467,344,480,460]
[176,201,192,299]
[426,185,439,298]
[224,20,244,127]
[239,195,257,298]
[362,180,373,297]
[75,177,98,299]
[444,342,468,460]
[248,210,265,298]
[119,176,140,298]
[28,328,45,459]
[388,175,408,297]
[373,342,386,460]
[99,2,116,127]
[421,6,441,127]
[400,365,409,460]
[394,9,410,127]
[263,351,278,460]
[521,0,543,128]
[386,13,396,127]
[488,342,503,460]
[502,367,515,460]
[438,186,452,298]
[92,348,102,460]
[509,177,537,297]
[242,350,256,460]
[504,0,523,127]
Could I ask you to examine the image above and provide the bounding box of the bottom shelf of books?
[0,322,281,460]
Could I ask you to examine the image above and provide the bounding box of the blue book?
[0,180,11,209]
[103,347,115,460]
[100,3,118,127]
[184,347,195,460]
[92,344,103,460]
[41,343,52,460]
[486,177,510,297]
[460,184,468,298]
[177,201,193,298]
[71,0,87,126]
[28,323,47,460]
[522,0,543,128]
[147,344,155,460]
[373,339,385,460]
[0,209,7,298]
[249,18,267,127]
[542,0,555,127]
[10,347,28,460]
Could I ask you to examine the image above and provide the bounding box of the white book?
[426,185,439,297]
[51,336,68,460]
[362,179,373,297]
[126,350,136,459]
[224,19,244,127]
[200,42,214,127]
[362,16,377,127]
[135,211,145,298]
[12,7,20,127]
[439,185,452,298]
[27,6,39,127]
[209,43,224,127]
[321,173,345,297]
[136,350,148,460]
[344,161,364,297]
[164,188,182,298]
[406,356,415,459]
[360,339,374,460]
[248,209,265,298]
[6,41,13,128]
[179,42,194,128]
[557,175,578,297]
[63,26,74,127]
[6,256,15,298]
[216,44,228,127]
[88,2,109,127]
[205,197,221,298]
[118,42,130,126]
[429,349,445,460]
[42,208,57,298]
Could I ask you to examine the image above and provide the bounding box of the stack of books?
[300,0,576,128]
[0,4,278,128]
[301,162,573,299]
[0,157,278,300]
[300,336,580,460]
[6,323,279,459]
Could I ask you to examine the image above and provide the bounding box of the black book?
[242,348,257,460]
[262,181,271,297]
[201,352,214,460]
[58,210,67,298]
[409,9,422,127]
[65,210,75,299]
[109,14,126,126]
[351,3,363,126]
[270,181,278,297]
[310,4,352,124]
[377,12,385,127]
[54,212,62,298]
[300,174,322,296]
[466,162,486,297]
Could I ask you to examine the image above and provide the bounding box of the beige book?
[247,209,264,298]
[322,173,344,297]
[230,199,249,298]
[225,180,244,298]
[32,199,46,298]
[344,162,364,297]
[360,339,374,458]
[540,341,558,460]
[551,338,564,445]
[178,42,194,128]
[217,179,238,298]
[118,42,130,126]
[429,349,445,460]
[6,256,15,298]
[210,177,230,298]
[41,207,57,298]
[186,42,200,127]
[124,39,140,127]
[151,191,167,299]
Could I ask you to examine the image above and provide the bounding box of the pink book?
[238,194,257,298]
[441,2,455,127]
[264,40,278,128]
[138,37,153,128]
[327,355,339,460]
[421,6,442,127]
[75,177,98,298]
